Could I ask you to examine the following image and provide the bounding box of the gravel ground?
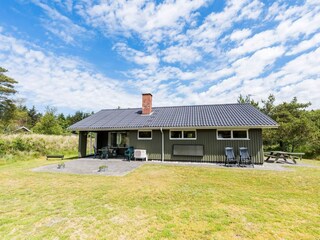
[32,159,144,176]
[146,160,297,171]
[32,158,317,176]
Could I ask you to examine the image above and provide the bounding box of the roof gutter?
[69,125,279,132]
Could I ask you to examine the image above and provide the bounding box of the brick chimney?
[142,93,152,115]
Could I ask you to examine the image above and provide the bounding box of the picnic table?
[264,151,305,164]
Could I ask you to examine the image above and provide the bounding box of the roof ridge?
[100,103,250,111]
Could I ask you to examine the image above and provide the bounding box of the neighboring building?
[68,93,278,164]
[14,126,32,133]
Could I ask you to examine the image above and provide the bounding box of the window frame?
[137,130,153,140]
[216,129,249,140]
[169,129,197,140]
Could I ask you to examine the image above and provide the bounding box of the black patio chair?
[100,147,109,159]
[225,147,238,166]
[239,147,254,167]
[124,146,134,161]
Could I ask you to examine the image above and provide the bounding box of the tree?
[260,94,277,147]
[237,94,259,108]
[32,107,63,135]
[260,94,276,117]
[0,67,17,100]
[8,104,29,130]
[0,67,18,131]
[66,111,93,126]
[0,99,16,132]
[272,97,312,152]
[57,113,68,130]
[303,110,320,157]
[28,106,42,128]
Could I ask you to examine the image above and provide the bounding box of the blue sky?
[0,0,319,114]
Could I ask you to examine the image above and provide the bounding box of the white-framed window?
[217,130,249,140]
[170,130,197,140]
[138,130,152,140]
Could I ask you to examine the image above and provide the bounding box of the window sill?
[217,138,250,140]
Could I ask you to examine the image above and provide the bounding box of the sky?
[0,0,319,114]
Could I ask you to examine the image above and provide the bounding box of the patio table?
[265,151,305,164]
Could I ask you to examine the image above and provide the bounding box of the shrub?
[0,134,78,161]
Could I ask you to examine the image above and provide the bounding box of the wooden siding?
[128,130,162,160]
[128,129,264,164]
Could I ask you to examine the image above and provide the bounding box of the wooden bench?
[46,155,64,160]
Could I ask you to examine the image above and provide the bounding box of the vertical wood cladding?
[128,129,264,164]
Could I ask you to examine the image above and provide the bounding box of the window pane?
[218,131,231,139]
[171,131,182,138]
[183,131,196,139]
[139,131,152,139]
[233,130,247,138]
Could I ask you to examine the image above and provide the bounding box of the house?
[68,93,278,164]
[13,126,32,133]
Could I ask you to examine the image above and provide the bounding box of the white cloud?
[287,33,320,55]
[64,0,73,12]
[228,1,320,58]
[275,46,320,85]
[245,47,320,106]
[2,0,320,111]
[0,32,140,111]
[162,46,202,65]
[229,28,252,42]
[232,46,285,80]
[228,30,277,57]
[275,8,320,42]
[32,0,90,45]
[76,0,206,43]
[113,43,159,66]
[187,0,249,44]
[237,0,264,20]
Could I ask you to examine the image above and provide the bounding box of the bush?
[11,137,31,151]
[0,134,78,161]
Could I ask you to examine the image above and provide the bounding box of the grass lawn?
[1,159,319,239]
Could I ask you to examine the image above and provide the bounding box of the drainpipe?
[160,128,164,162]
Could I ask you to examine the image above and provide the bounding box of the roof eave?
[68,124,279,132]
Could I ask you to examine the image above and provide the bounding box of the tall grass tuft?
[0,134,78,164]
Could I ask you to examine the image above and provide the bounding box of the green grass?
[0,159,319,239]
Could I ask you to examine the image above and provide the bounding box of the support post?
[78,131,87,158]
[160,128,164,162]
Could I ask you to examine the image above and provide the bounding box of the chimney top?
[142,93,153,115]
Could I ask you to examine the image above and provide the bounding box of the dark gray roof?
[68,104,278,131]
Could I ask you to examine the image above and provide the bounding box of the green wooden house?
[69,94,278,164]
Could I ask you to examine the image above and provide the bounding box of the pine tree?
[0,67,18,131]
[0,67,17,101]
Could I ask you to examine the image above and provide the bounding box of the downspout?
[160,128,164,162]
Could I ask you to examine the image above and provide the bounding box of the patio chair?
[93,146,98,158]
[100,147,109,160]
[225,147,238,166]
[239,147,254,167]
[124,146,134,161]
